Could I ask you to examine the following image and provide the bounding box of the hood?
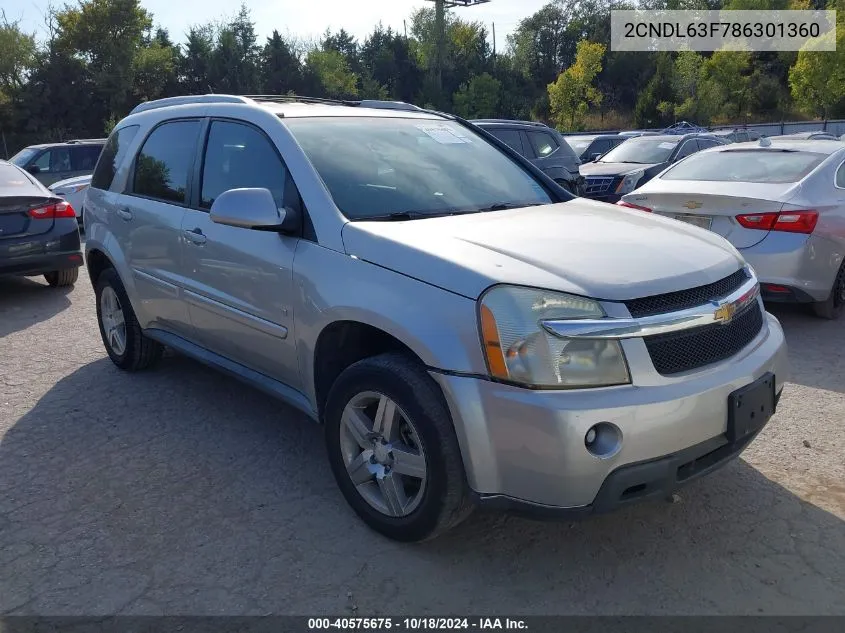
[49,174,92,191]
[341,200,745,301]
[580,161,661,177]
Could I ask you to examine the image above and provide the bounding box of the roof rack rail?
[65,138,108,144]
[129,95,253,115]
[471,118,549,128]
[245,95,423,112]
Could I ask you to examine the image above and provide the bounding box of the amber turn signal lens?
[480,304,508,379]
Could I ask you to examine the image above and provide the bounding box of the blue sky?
[4,0,551,48]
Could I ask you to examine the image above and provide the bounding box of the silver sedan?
[620,138,845,319]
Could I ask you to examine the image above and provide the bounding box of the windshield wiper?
[355,212,428,222]
[476,202,543,212]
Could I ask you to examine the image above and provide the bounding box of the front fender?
[292,242,488,408]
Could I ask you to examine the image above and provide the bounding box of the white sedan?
[49,174,92,224]
[619,138,845,319]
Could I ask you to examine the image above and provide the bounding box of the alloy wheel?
[100,286,127,356]
[339,391,428,517]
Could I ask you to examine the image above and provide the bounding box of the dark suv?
[472,119,584,195]
[565,134,627,162]
[579,133,727,202]
[9,139,107,187]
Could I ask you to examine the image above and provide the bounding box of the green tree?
[788,8,845,119]
[260,30,302,95]
[305,49,358,98]
[548,40,605,130]
[703,51,752,122]
[634,52,675,127]
[181,25,214,95]
[453,72,501,119]
[0,15,36,94]
[56,0,152,119]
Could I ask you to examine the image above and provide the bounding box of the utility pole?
[425,0,491,107]
[492,22,496,62]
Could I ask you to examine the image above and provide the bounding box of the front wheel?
[813,262,845,320]
[324,353,473,542]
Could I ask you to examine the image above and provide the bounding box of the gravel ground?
[1,271,843,616]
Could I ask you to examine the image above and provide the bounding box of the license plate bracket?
[727,372,776,443]
[673,213,713,230]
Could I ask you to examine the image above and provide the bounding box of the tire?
[324,352,473,542]
[812,261,845,320]
[44,268,79,287]
[94,267,163,371]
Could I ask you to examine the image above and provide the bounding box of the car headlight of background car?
[479,286,630,388]
[615,170,645,195]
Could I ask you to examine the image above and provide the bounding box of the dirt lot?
[1,272,843,615]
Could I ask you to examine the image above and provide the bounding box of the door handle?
[183,228,207,245]
[115,208,133,221]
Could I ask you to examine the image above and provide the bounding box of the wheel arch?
[312,320,431,421]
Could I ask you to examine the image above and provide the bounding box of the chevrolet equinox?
[84,95,788,541]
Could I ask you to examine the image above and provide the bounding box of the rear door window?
[836,162,845,188]
[131,120,201,204]
[92,126,140,191]
[675,140,699,160]
[70,145,103,171]
[488,129,525,156]
[527,131,559,158]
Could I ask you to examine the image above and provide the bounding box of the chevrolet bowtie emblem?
[683,201,703,210]
[713,302,737,324]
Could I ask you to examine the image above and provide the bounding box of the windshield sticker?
[416,125,470,144]
[658,142,676,149]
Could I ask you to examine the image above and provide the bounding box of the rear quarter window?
[91,126,140,191]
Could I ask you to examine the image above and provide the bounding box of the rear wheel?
[812,262,845,320]
[44,268,79,287]
[324,353,473,542]
[95,267,163,370]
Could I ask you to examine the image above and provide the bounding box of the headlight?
[479,286,630,388]
[615,170,644,195]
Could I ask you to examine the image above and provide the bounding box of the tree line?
[1,0,843,156]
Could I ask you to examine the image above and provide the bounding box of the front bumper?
[432,312,787,512]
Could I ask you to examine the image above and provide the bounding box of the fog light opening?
[585,422,623,459]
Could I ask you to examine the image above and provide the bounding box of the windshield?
[284,117,553,220]
[661,149,827,183]
[565,136,596,151]
[9,148,39,167]
[600,138,678,164]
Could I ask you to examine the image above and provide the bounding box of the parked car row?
[618,137,845,319]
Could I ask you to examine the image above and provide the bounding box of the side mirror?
[27,165,41,175]
[209,188,300,234]
[590,153,602,162]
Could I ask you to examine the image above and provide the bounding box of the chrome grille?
[644,302,764,375]
[624,269,750,318]
[584,176,616,196]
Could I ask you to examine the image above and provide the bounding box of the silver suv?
[85,95,788,541]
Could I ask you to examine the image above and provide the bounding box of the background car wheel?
[95,267,163,371]
[44,268,79,287]
[813,262,845,320]
[324,352,473,542]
